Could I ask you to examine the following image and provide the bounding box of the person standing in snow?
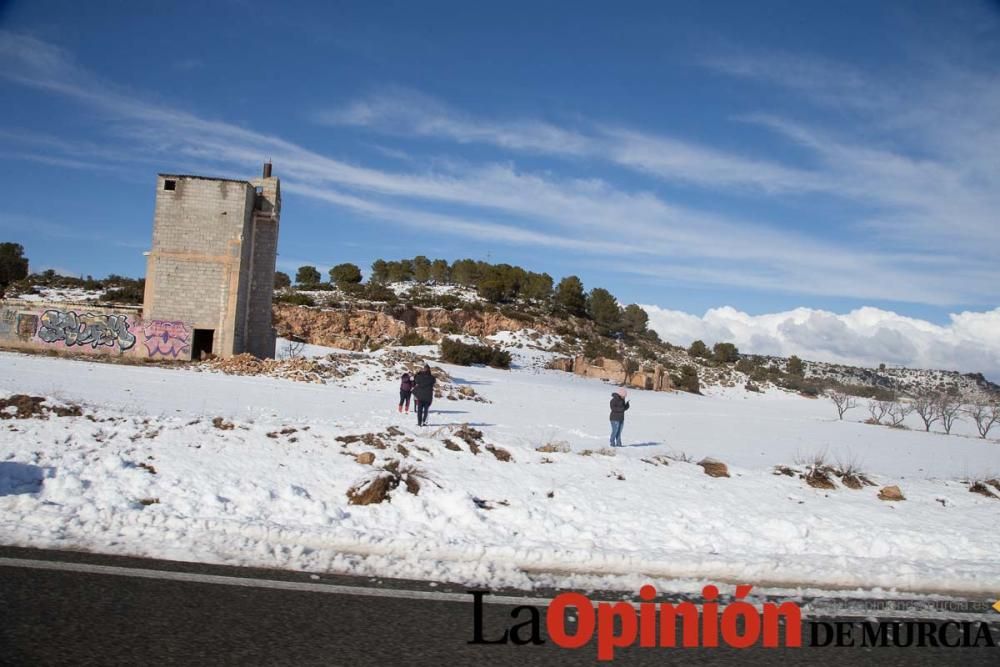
[412,364,436,426]
[398,372,413,413]
[609,387,629,447]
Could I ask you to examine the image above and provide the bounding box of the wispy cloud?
[315,86,826,193]
[1,30,997,307]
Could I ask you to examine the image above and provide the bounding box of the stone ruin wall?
[549,355,674,392]
[0,299,193,362]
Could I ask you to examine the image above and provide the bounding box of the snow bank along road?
[2,547,998,666]
[1,348,999,597]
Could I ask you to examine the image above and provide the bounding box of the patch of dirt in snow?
[0,395,82,420]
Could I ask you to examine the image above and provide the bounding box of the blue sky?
[1,1,999,375]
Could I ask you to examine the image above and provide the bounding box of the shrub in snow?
[275,292,316,307]
[440,338,511,369]
[397,331,431,346]
[671,365,701,394]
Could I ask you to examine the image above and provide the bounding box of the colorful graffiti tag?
[141,320,191,358]
[37,310,136,351]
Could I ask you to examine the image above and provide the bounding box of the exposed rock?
[878,485,905,501]
[355,452,376,465]
[548,357,574,372]
[273,303,551,352]
[548,355,674,392]
[698,458,730,478]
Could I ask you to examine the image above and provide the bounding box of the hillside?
[272,282,1000,401]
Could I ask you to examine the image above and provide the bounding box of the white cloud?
[642,304,1000,381]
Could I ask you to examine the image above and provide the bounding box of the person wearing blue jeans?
[609,387,629,447]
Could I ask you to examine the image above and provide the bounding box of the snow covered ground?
[2,345,999,598]
[12,286,107,303]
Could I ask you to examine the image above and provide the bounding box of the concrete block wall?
[244,216,279,358]
[0,300,193,361]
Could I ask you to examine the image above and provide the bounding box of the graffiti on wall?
[37,310,136,351]
[16,314,38,340]
[142,320,191,358]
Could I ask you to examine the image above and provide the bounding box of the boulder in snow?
[878,485,905,501]
[698,458,730,478]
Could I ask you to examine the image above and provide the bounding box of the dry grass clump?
[211,417,235,431]
[834,456,876,489]
[486,445,512,462]
[536,441,571,454]
[336,432,388,449]
[580,448,617,457]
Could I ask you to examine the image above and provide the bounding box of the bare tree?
[281,337,306,360]
[829,391,857,420]
[936,395,963,435]
[868,399,891,424]
[965,400,1000,439]
[912,391,941,432]
[886,401,913,428]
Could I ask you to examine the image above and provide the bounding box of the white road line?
[0,557,544,606]
[3,557,994,621]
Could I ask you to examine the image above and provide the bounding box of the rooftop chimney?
[262,161,272,178]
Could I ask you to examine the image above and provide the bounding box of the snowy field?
[2,343,999,598]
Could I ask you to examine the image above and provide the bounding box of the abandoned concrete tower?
[142,162,280,359]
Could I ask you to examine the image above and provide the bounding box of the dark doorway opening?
[192,329,214,360]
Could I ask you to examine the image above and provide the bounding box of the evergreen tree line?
[282,256,656,340]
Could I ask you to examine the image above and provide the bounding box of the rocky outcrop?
[549,355,674,392]
[272,304,551,351]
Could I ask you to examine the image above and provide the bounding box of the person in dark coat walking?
[609,387,629,447]
[412,364,436,426]
[398,373,413,413]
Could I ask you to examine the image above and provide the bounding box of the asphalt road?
[1,546,997,666]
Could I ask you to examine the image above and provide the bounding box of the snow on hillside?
[386,281,483,302]
[12,286,107,303]
[799,358,999,400]
[1,346,999,598]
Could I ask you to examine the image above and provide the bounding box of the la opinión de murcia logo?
[469,585,1000,661]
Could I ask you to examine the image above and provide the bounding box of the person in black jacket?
[609,387,629,447]
[412,364,436,426]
